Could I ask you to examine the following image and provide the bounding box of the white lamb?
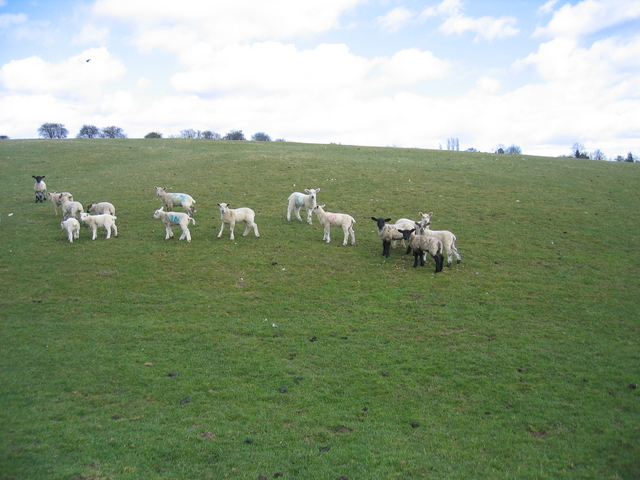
[371,217,406,257]
[153,207,194,242]
[418,212,462,266]
[398,224,444,273]
[80,212,118,240]
[60,218,80,243]
[313,204,356,246]
[286,188,320,225]
[60,196,84,220]
[217,203,260,240]
[87,202,115,216]
[48,191,73,216]
[154,187,196,215]
[32,175,47,203]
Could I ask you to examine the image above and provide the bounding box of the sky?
[0,0,639,158]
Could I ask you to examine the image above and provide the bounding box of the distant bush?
[223,130,246,141]
[38,123,68,139]
[0,135,9,140]
[100,126,127,138]
[145,132,163,139]
[77,125,101,138]
[202,131,221,140]
[252,132,271,141]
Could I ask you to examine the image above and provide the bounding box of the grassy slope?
[0,139,639,479]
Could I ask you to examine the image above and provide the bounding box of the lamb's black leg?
[383,240,391,257]
[434,254,444,273]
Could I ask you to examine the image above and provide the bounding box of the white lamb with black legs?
[217,203,259,240]
[398,223,444,273]
[287,188,320,225]
[153,207,194,242]
[418,212,462,266]
[154,186,196,216]
[371,217,405,257]
[80,212,118,240]
[32,176,47,203]
[60,218,80,243]
[313,204,356,246]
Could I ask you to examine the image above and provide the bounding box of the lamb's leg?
[91,226,97,240]
[112,223,118,238]
[105,225,111,239]
[253,223,260,237]
[165,225,174,239]
[217,223,225,238]
[229,221,236,240]
[184,227,191,242]
[306,210,313,225]
[349,227,355,245]
[242,222,251,237]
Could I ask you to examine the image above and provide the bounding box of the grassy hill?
[1,139,639,479]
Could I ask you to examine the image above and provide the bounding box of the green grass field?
[1,139,639,479]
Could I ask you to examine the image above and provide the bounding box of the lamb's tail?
[189,217,196,225]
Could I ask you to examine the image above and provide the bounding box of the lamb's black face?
[33,175,45,182]
[371,217,391,230]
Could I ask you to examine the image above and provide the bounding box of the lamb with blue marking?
[153,207,194,242]
[286,188,320,225]
[154,186,196,216]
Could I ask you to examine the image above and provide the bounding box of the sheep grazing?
[216,203,260,240]
[79,212,118,240]
[398,224,444,273]
[154,186,196,216]
[153,207,194,242]
[287,188,320,225]
[418,212,462,267]
[371,217,406,257]
[87,202,115,216]
[60,218,80,243]
[32,176,47,203]
[60,196,84,220]
[313,204,356,246]
[47,191,73,216]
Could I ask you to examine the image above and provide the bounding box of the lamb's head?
[217,203,230,214]
[154,186,166,197]
[153,207,165,219]
[312,204,326,215]
[33,175,45,183]
[304,188,320,201]
[370,217,392,230]
[398,228,416,242]
[418,212,433,227]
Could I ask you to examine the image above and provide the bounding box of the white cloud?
[375,7,413,33]
[72,24,109,45]
[534,0,640,38]
[475,76,500,93]
[537,0,558,15]
[419,0,518,41]
[93,0,365,51]
[0,13,28,28]
[0,48,126,96]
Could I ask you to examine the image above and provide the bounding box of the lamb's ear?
[385,218,391,222]
[428,212,434,216]
[371,217,377,221]
[316,188,320,192]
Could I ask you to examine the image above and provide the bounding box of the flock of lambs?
[32,176,461,273]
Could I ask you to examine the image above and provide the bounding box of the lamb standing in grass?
[217,203,259,240]
[87,202,115,216]
[60,196,84,220]
[154,187,196,216]
[48,191,73,216]
[286,188,320,225]
[153,207,194,242]
[80,212,118,240]
[313,204,356,246]
[398,224,444,273]
[32,176,46,203]
[417,212,462,266]
[371,217,406,257]
[60,218,80,243]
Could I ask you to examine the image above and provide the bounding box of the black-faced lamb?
[87,202,115,216]
[47,191,73,216]
[287,188,320,225]
[80,212,118,240]
[313,204,356,246]
[153,207,194,242]
[60,218,80,243]
[32,176,46,203]
[398,224,444,273]
[371,217,406,257]
[418,212,461,266]
[154,186,196,216]
[60,196,84,220]
[216,203,260,240]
